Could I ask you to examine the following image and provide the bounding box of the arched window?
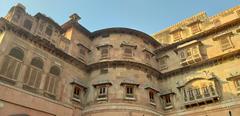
[49,66,60,76]
[23,57,44,89]
[0,47,24,80]
[31,57,44,69]
[9,47,24,60]
[44,66,61,96]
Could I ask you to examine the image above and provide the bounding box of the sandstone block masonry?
[0,3,240,116]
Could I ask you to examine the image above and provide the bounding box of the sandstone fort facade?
[0,3,240,116]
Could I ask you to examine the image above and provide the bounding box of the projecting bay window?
[96,44,113,59]
[70,80,87,103]
[120,43,137,58]
[93,81,112,101]
[0,47,24,84]
[43,66,61,99]
[181,81,219,108]
[77,43,90,62]
[213,32,234,51]
[177,40,203,66]
[23,57,44,92]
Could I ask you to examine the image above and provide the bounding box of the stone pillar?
[38,73,47,94]
[38,59,50,95]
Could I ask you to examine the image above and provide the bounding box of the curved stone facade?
[1,3,240,116]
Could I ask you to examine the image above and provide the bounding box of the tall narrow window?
[23,57,43,89]
[0,47,24,81]
[23,19,32,31]
[149,91,155,103]
[209,84,216,95]
[44,66,60,95]
[194,88,202,99]
[73,86,81,100]
[188,89,195,101]
[202,86,210,97]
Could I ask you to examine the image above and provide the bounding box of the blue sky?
[0,0,239,34]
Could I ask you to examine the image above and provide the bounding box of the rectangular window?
[126,86,134,98]
[234,79,240,91]
[165,95,171,104]
[172,31,182,42]
[190,23,201,34]
[124,47,133,57]
[219,36,233,51]
[79,47,86,60]
[98,86,107,99]
[23,19,32,31]
[149,91,155,103]
[101,48,109,58]
[73,86,81,99]
[158,57,167,70]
